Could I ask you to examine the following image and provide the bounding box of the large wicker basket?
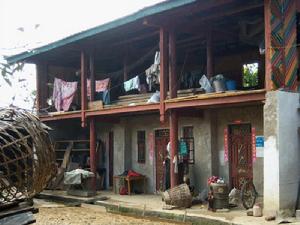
[162,183,192,208]
[0,108,56,204]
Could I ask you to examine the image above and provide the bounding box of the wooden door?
[228,123,253,189]
[155,129,169,191]
[108,131,114,187]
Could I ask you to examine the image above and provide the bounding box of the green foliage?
[0,62,24,86]
[242,63,258,88]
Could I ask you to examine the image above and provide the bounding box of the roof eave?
[6,0,197,64]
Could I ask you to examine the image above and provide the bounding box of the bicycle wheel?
[240,181,257,209]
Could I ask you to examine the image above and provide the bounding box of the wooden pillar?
[168,29,178,188]
[89,118,97,190]
[123,56,128,82]
[89,53,95,102]
[81,51,88,127]
[169,30,177,98]
[36,62,47,112]
[169,110,178,188]
[264,0,273,91]
[206,26,214,78]
[160,27,168,123]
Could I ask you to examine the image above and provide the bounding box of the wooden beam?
[123,52,128,82]
[39,111,81,122]
[165,90,266,110]
[85,103,159,117]
[89,118,97,190]
[89,53,95,101]
[81,51,88,127]
[169,30,177,98]
[264,0,273,91]
[36,62,48,111]
[159,27,168,123]
[206,26,214,78]
[169,110,178,188]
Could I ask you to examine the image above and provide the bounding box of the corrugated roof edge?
[6,0,196,64]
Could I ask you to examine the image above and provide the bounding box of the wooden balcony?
[39,89,265,122]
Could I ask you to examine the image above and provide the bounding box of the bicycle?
[239,179,258,209]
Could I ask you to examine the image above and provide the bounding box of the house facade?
[7,0,300,216]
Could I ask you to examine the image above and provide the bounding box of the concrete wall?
[212,105,264,195]
[92,106,264,194]
[264,91,300,216]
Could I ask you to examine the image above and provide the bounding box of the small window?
[137,131,146,163]
[182,126,195,164]
[242,62,259,88]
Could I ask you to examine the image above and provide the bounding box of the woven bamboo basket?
[0,108,56,204]
[162,183,192,208]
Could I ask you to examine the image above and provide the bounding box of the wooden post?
[264,0,272,91]
[89,118,97,190]
[123,56,128,82]
[36,62,47,112]
[206,26,214,78]
[169,29,177,98]
[81,51,88,127]
[89,53,95,102]
[169,110,178,188]
[168,29,178,188]
[160,27,168,123]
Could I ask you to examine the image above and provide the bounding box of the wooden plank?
[0,212,35,225]
[88,101,103,110]
[61,142,74,169]
[165,90,266,110]
[0,205,35,219]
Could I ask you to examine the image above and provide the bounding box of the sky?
[0,0,164,109]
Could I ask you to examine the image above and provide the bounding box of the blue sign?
[256,136,264,147]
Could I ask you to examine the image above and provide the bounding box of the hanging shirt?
[179,140,188,156]
[123,76,140,92]
[53,78,78,112]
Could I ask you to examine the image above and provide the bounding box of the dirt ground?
[33,200,188,225]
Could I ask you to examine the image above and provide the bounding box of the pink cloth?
[53,78,78,111]
[87,78,110,97]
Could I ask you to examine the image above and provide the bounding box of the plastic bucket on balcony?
[225,80,237,91]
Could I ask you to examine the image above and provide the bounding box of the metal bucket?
[212,80,226,92]
[210,183,229,209]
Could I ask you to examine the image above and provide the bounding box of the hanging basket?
[0,108,56,204]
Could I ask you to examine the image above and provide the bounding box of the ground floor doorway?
[228,123,253,189]
[155,129,169,192]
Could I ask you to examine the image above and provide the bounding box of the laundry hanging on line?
[123,75,140,92]
[53,78,78,112]
[87,78,110,97]
[145,51,160,91]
